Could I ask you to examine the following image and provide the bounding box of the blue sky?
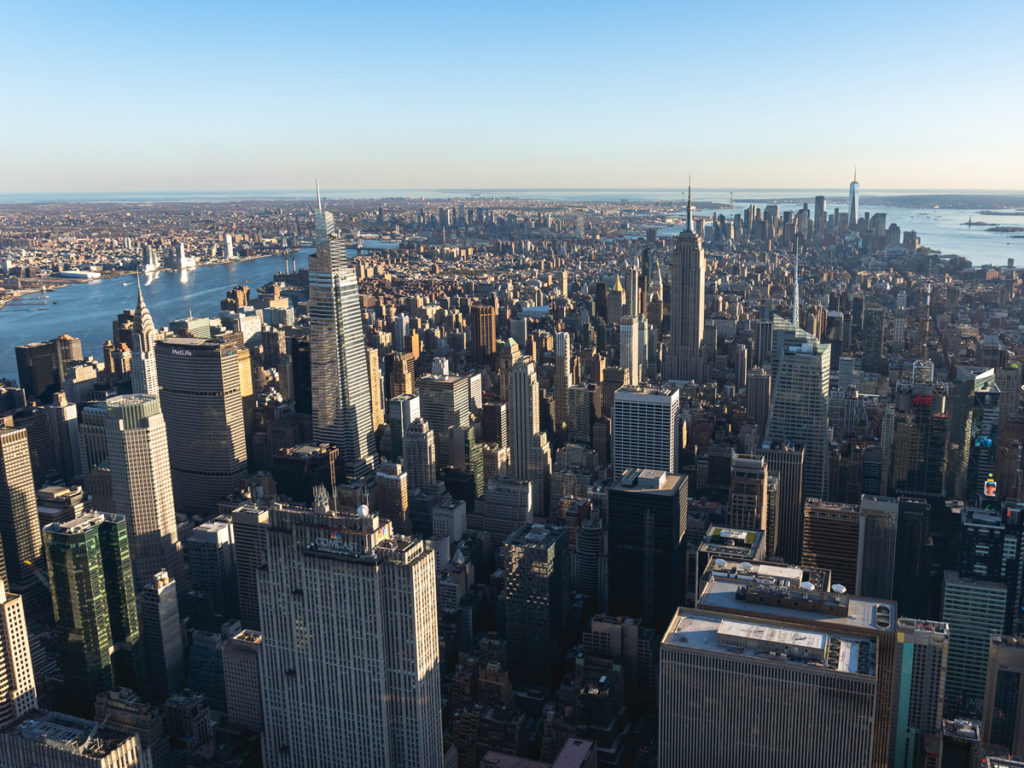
[2,0,1021,192]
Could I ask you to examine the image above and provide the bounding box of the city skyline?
[3,1,1022,193]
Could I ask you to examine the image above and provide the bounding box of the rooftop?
[663,610,876,677]
[699,560,895,632]
[14,711,134,757]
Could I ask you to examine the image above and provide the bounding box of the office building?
[137,570,185,702]
[376,461,410,534]
[509,358,541,481]
[800,498,859,590]
[891,618,949,768]
[849,172,860,228]
[747,367,771,440]
[665,185,706,382]
[470,304,497,365]
[418,372,471,469]
[554,331,572,428]
[862,306,886,374]
[501,523,570,690]
[696,559,898,767]
[620,315,639,386]
[156,337,248,514]
[0,711,146,768]
[258,503,442,768]
[93,688,172,768]
[0,581,35,728]
[104,394,183,587]
[404,418,437,491]
[983,634,1024,756]
[230,503,268,631]
[611,386,679,479]
[130,283,159,396]
[308,197,379,482]
[223,628,263,732]
[857,495,898,599]
[15,340,59,404]
[727,454,770,543]
[660,608,878,768]
[567,383,599,447]
[0,427,41,588]
[759,442,805,563]
[478,475,533,539]
[185,519,238,632]
[44,513,141,715]
[942,570,1007,703]
[271,442,338,504]
[765,334,831,500]
[388,393,421,460]
[608,470,687,632]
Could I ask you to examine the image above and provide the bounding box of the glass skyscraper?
[308,199,378,482]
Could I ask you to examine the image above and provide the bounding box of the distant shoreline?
[0,251,298,310]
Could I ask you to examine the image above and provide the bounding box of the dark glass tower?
[43,512,140,715]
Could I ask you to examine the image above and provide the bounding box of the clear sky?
[3,0,1022,193]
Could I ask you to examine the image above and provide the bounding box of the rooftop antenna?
[853,166,857,183]
[316,177,322,213]
[686,175,692,232]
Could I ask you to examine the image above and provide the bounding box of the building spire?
[853,166,857,183]
[315,178,322,212]
[686,176,692,232]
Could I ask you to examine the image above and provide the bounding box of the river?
[0,253,306,382]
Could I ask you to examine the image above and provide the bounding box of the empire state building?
[665,183,706,383]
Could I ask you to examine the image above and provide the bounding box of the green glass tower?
[43,512,141,715]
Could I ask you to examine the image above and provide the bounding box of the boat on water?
[122,281,132,286]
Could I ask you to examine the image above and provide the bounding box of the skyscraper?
[501,523,570,690]
[660,608,878,768]
[138,570,185,702]
[470,304,496,365]
[130,281,159,396]
[608,469,687,632]
[0,426,41,588]
[156,337,248,514]
[665,183,706,383]
[891,618,948,768]
[222,628,262,732]
[695,559,899,766]
[308,193,378,482]
[611,386,679,479]
[230,503,268,631]
[554,331,572,429]
[404,418,437,491]
[727,454,769,541]
[509,358,540,481]
[104,394,183,587]
[800,498,859,589]
[857,495,898,599]
[15,340,60,405]
[185,519,239,632]
[620,315,639,386]
[258,503,442,768]
[765,334,831,500]
[982,634,1024,756]
[44,513,141,715]
[0,581,36,728]
[849,170,860,230]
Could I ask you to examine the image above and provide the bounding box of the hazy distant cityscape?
[0,172,1020,767]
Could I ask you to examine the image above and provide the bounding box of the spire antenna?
[315,178,322,212]
[686,175,692,232]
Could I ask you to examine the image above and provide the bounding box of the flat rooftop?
[699,561,895,632]
[14,712,132,757]
[664,611,875,676]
